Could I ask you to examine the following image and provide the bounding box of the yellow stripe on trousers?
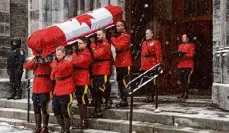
[67,94,73,117]
[82,85,88,104]
[46,92,53,114]
[99,75,107,92]
[188,68,194,84]
[123,66,131,87]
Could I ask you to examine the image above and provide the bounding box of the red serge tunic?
[51,59,75,96]
[24,59,52,93]
[91,40,112,75]
[111,33,133,67]
[177,43,195,68]
[72,48,91,86]
[140,40,162,71]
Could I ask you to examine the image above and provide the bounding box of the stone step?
[0,99,228,132]
[0,97,212,112]
[0,79,31,98]
[0,111,225,133]
[0,117,119,133]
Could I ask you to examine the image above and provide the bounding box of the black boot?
[74,104,88,129]
[104,83,112,109]
[72,105,82,129]
[116,97,128,108]
[41,114,49,133]
[183,84,189,99]
[14,87,22,100]
[81,104,89,129]
[177,84,185,99]
[105,99,113,109]
[88,100,95,107]
[56,115,64,133]
[33,114,42,133]
[7,83,16,100]
[64,118,71,133]
[89,100,102,118]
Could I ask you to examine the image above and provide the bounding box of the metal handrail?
[129,74,159,95]
[127,64,163,133]
[126,63,161,90]
[25,78,32,122]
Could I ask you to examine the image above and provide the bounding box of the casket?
[27,5,123,57]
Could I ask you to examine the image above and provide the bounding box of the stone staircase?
[0,96,228,133]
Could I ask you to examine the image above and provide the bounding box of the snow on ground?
[0,122,32,133]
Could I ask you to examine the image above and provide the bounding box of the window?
[184,0,195,18]
[183,0,212,18]
[197,0,211,16]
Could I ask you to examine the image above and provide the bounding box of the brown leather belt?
[94,59,111,62]
[116,48,130,54]
[73,66,88,70]
[144,54,156,57]
[56,74,72,81]
[35,74,50,78]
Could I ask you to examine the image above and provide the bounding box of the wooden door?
[157,20,213,94]
[157,20,179,94]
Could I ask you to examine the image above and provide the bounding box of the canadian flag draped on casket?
[27,5,122,57]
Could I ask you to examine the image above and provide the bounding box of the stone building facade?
[1,0,229,110]
[212,0,229,110]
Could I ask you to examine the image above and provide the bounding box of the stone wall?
[212,0,229,110]
[0,0,10,78]
[0,0,28,79]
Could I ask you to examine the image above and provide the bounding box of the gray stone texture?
[212,0,229,111]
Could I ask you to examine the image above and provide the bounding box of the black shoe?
[14,90,22,100]
[177,94,184,99]
[14,95,22,100]
[88,100,95,107]
[116,99,128,108]
[143,96,154,103]
[183,93,189,99]
[7,95,15,100]
[105,99,113,109]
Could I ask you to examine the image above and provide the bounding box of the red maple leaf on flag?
[76,14,94,28]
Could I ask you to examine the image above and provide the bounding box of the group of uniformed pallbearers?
[22,20,195,133]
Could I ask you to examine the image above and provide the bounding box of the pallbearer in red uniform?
[51,46,74,133]
[177,34,195,99]
[24,50,52,133]
[90,29,112,118]
[71,38,91,129]
[110,20,132,107]
[140,28,162,103]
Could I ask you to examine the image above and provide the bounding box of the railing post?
[129,90,134,133]
[27,79,30,122]
[155,82,158,109]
